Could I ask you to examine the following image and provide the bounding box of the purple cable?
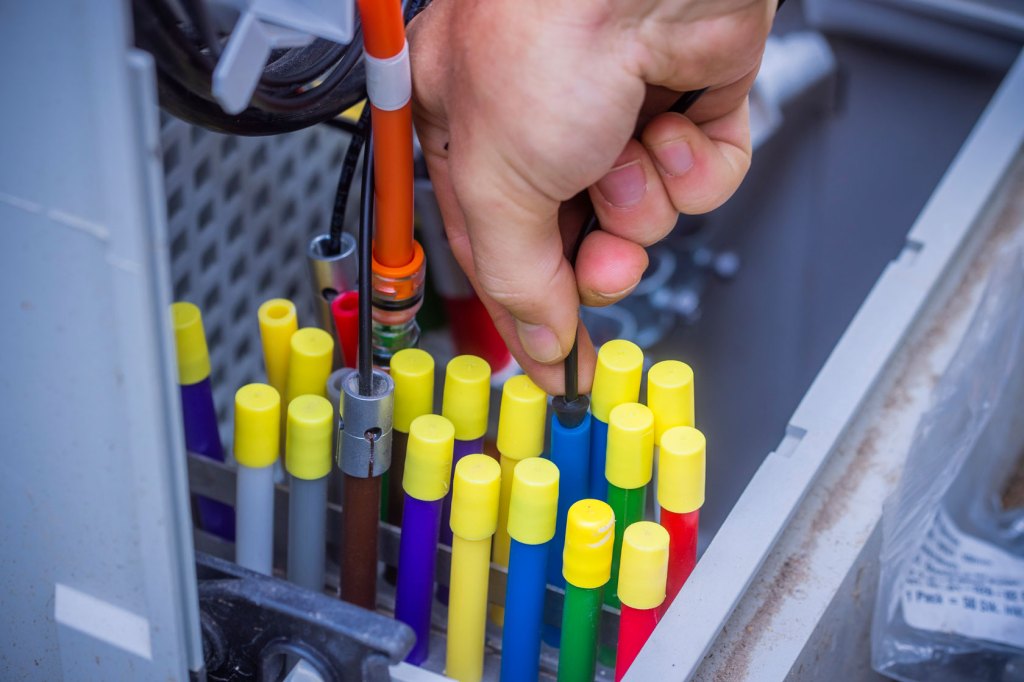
[436,437,483,604]
[181,378,235,540]
[394,493,444,664]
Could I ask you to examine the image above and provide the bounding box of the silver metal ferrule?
[337,368,395,478]
[307,232,358,331]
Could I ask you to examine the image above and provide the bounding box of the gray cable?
[287,475,329,591]
[236,463,276,575]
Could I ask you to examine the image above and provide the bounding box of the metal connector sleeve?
[307,232,358,331]
[337,368,395,478]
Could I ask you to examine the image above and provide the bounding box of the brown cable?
[340,474,382,610]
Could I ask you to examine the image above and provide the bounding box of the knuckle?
[476,269,547,313]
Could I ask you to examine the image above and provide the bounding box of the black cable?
[357,129,375,395]
[324,116,365,136]
[180,0,221,58]
[251,36,366,113]
[560,90,707,407]
[328,106,373,254]
[258,39,345,88]
[153,61,363,136]
[560,213,599,404]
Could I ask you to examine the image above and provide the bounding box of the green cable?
[606,483,647,608]
[558,583,604,682]
[599,483,647,668]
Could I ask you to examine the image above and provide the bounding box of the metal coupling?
[337,368,395,478]
[307,232,358,332]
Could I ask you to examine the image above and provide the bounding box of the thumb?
[449,144,581,365]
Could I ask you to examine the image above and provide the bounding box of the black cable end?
[552,394,589,429]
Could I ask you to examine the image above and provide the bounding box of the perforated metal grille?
[160,113,348,440]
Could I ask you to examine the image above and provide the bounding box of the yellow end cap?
[606,402,655,489]
[450,454,501,540]
[257,298,298,395]
[285,328,334,401]
[285,395,333,479]
[234,383,280,467]
[591,340,643,422]
[441,355,491,440]
[391,348,435,433]
[496,375,547,460]
[403,415,455,501]
[618,522,670,609]
[648,360,695,440]
[563,499,615,588]
[658,426,706,514]
[507,458,559,545]
[170,302,211,385]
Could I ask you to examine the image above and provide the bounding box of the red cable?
[615,604,661,681]
[443,294,512,371]
[660,508,699,615]
[331,291,360,368]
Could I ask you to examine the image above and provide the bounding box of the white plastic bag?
[872,250,1024,681]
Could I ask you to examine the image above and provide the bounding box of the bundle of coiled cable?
[132,0,426,136]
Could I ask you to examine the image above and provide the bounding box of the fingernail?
[514,320,563,363]
[592,280,640,302]
[595,161,646,208]
[652,139,694,176]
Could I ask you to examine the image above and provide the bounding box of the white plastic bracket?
[210,0,356,115]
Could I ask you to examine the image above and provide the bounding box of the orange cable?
[356,0,406,58]
[356,0,415,269]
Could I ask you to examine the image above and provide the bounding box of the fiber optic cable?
[331,290,361,368]
[590,340,644,501]
[171,302,235,540]
[285,395,333,592]
[647,361,695,523]
[234,383,281,575]
[500,458,559,681]
[491,374,547,625]
[437,355,491,604]
[356,0,415,269]
[394,414,454,664]
[600,402,655,668]
[445,455,501,682]
[558,499,615,682]
[258,298,298,398]
[604,403,655,610]
[658,425,705,613]
[356,0,425,368]
[543,396,592,647]
[615,522,669,681]
[388,348,436,531]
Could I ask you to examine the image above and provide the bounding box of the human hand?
[409,0,775,394]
